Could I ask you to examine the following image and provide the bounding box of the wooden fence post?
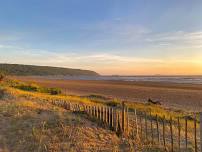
[177,117,181,151]
[98,106,100,120]
[100,106,102,122]
[185,117,188,150]
[140,114,143,139]
[126,107,129,135]
[96,106,98,119]
[170,117,173,152]
[105,107,108,124]
[200,113,202,152]
[88,106,90,115]
[150,111,154,145]
[90,106,92,116]
[145,112,148,141]
[113,109,117,131]
[101,106,103,122]
[162,116,166,151]
[69,103,72,111]
[109,107,111,128]
[194,113,197,152]
[156,114,160,144]
[103,107,106,123]
[107,107,109,125]
[135,109,139,138]
[111,108,113,128]
[122,102,126,133]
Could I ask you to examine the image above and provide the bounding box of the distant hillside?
[0,64,99,76]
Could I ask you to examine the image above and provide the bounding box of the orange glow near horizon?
[94,60,202,75]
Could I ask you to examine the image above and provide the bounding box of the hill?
[0,64,99,76]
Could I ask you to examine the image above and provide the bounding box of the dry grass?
[0,97,131,152]
[1,78,198,151]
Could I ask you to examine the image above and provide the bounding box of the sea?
[44,75,202,85]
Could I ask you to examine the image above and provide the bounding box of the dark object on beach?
[148,98,161,105]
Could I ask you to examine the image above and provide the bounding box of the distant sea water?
[44,75,202,85]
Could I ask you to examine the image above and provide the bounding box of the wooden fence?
[51,100,202,152]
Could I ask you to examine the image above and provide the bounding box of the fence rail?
[51,100,202,152]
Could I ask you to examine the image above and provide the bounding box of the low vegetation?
[5,79,62,95]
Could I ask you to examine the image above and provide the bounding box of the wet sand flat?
[14,76,202,111]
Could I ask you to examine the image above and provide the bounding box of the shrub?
[7,79,62,95]
[16,83,39,92]
[106,99,120,107]
[37,87,61,95]
[0,71,5,82]
[0,88,4,99]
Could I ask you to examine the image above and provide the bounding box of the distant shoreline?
[12,75,202,85]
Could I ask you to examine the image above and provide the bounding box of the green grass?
[5,79,62,95]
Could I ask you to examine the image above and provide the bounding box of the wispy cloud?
[146,31,202,49]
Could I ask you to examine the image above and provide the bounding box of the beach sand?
[14,76,202,111]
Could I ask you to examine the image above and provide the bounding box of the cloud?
[146,31,202,49]
[80,21,151,46]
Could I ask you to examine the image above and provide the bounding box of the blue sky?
[0,0,202,75]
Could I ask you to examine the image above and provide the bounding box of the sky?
[0,0,202,75]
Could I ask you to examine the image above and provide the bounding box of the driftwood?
[148,98,161,105]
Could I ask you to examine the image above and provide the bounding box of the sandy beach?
[14,76,202,111]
